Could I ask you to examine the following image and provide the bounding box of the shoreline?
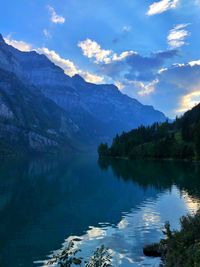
[99,155,200,164]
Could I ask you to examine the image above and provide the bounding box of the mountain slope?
[98,103,200,160]
[0,33,167,153]
[0,68,81,155]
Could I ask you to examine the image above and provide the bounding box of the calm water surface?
[0,155,200,267]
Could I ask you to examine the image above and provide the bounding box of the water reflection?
[98,158,200,199]
[41,158,200,267]
[0,156,200,267]
[40,186,199,267]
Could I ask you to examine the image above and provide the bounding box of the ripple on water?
[37,185,200,267]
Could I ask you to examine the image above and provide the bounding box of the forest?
[98,103,200,160]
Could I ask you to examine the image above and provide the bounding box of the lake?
[0,155,200,266]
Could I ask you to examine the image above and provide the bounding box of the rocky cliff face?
[0,34,166,154]
[0,68,81,155]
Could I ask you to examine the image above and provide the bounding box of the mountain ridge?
[0,34,166,155]
[0,67,83,155]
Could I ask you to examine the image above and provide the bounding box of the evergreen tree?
[98,103,200,160]
[98,143,109,157]
[194,122,200,159]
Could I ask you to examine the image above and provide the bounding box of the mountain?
[98,103,200,160]
[0,68,82,155]
[0,34,166,155]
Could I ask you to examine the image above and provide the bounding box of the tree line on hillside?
[98,103,200,160]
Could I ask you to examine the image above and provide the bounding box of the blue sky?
[1,0,200,117]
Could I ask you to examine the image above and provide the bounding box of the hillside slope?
[98,103,200,160]
[0,68,81,155]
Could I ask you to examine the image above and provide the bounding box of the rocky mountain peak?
[72,74,85,83]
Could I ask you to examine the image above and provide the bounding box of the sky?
[1,0,200,118]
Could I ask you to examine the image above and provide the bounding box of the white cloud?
[78,38,136,64]
[147,0,179,16]
[156,61,200,115]
[167,24,189,48]
[47,5,65,24]
[81,72,104,84]
[120,79,158,97]
[172,59,200,68]
[43,29,51,38]
[36,47,104,83]
[4,36,104,84]
[178,90,200,113]
[158,67,168,74]
[122,25,132,32]
[188,59,200,67]
[115,81,125,90]
[112,51,136,61]
[177,61,200,113]
[136,79,159,96]
[78,39,112,64]
[4,36,33,52]
[37,47,78,76]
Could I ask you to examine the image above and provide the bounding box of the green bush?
[159,210,200,267]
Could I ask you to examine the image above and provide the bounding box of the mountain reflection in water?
[0,156,200,267]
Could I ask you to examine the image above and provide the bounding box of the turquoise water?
[0,156,200,266]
